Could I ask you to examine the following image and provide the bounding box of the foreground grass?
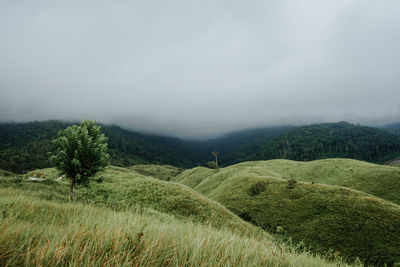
[0,190,347,266]
[0,166,258,236]
[175,160,400,265]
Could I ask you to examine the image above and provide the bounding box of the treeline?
[256,122,400,162]
[0,121,203,173]
[0,121,290,173]
[1,120,399,173]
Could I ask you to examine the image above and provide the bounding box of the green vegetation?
[2,121,399,174]
[51,120,109,200]
[0,189,347,266]
[174,160,400,265]
[128,164,183,181]
[0,169,16,177]
[249,159,400,205]
[2,120,400,265]
[0,166,258,235]
[257,122,400,163]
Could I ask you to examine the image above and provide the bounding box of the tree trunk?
[70,177,75,201]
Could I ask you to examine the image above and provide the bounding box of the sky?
[1,0,400,139]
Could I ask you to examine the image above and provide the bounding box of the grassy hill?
[128,164,183,181]
[0,189,347,266]
[0,166,354,266]
[240,159,400,205]
[174,160,400,265]
[0,166,259,236]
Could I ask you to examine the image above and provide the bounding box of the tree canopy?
[51,120,109,199]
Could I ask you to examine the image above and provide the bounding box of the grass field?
[1,158,399,265]
[0,166,259,236]
[175,159,400,205]
[255,159,400,205]
[0,170,354,266]
[174,160,400,265]
[128,164,183,181]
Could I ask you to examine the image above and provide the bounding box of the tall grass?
[0,189,350,266]
[174,160,400,265]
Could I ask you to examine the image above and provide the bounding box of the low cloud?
[1,0,399,138]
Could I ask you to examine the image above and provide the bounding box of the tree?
[51,120,109,200]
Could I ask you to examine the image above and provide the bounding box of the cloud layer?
[1,0,400,138]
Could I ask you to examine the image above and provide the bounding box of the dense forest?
[256,122,400,162]
[0,121,399,173]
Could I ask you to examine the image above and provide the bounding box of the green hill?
[174,160,400,265]
[128,164,183,181]
[0,189,345,266]
[189,159,400,205]
[249,159,400,205]
[0,166,259,236]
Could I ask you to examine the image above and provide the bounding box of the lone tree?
[51,120,109,200]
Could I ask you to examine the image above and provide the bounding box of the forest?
[0,120,399,173]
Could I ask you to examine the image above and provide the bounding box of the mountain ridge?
[1,120,399,173]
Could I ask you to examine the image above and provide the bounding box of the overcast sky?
[1,0,400,138]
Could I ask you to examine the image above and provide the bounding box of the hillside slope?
[174,160,400,265]
[174,158,400,206]
[0,121,289,172]
[0,189,346,266]
[252,159,400,205]
[0,166,258,236]
[128,164,183,181]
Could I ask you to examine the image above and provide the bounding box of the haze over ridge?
[1,0,400,138]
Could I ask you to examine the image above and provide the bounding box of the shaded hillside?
[1,120,400,174]
[0,121,290,173]
[256,122,400,163]
[174,160,400,265]
[380,122,400,134]
[0,121,204,172]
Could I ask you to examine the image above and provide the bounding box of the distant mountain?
[380,122,400,134]
[256,122,400,162]
[0,121,195,173]
[0,121,289,172]
[1,120,399,173]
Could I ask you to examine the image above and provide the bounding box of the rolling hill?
[0,167,350,266]
[174,159,400,265]
[0,166,259,235]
